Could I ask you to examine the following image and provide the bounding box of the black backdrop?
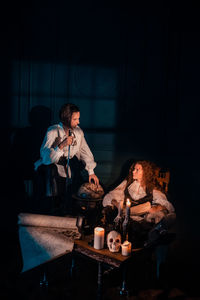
[1,1,200,240]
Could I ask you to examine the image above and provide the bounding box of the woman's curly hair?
[125,160,161,194]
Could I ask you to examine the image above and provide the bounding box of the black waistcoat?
[124,182,153,207]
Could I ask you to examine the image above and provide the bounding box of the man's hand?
[89,174,99,185]
[52,137,62,148]
[58,136,74,149]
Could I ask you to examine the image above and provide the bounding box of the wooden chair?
[155,167,170,194]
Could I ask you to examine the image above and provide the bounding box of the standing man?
[34,103,99,213]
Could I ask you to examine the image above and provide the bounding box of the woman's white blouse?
[102,179,175,213]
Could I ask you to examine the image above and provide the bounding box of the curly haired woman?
[102,160,176,245]
[103,160,174,214]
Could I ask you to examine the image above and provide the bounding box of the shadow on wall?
[107,158,136,191]
[0,106,51,288]
[11,105,52,181]
[4,105,52,214]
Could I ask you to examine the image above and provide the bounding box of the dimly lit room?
[1,1,200,299]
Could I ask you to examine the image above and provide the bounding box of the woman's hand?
[149,204,166,213]
[89,174,99,186]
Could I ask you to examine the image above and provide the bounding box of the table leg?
[70,256,75,278]
[120,263,129,296]
[97,261,103,300]
[40,266,48,288]
[39,266,49,299]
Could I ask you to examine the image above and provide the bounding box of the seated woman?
[102,160,176,246]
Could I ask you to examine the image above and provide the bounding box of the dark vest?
[124,182,153,206]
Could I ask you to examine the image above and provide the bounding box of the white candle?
[126,198,131,218]
[121,241,132,256]
[94,227,105,250]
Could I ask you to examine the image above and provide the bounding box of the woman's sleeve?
[102,180,127,207]
[152,189,175,213]
[40,128,64,165]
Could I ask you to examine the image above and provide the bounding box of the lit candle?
[126,198,131,218]
[94,227,105,250]
[121,241,132,256]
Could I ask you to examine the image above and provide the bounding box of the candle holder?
[122,199,131,242]
[113,201,123,233]
[122,217,128,242]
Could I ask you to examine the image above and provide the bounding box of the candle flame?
[126,198,131,207]
[124,241,129,245]
[95,227,104,232]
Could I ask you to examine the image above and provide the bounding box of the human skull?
[107,231,121,253]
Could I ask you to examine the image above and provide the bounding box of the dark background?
[0,0,200,290]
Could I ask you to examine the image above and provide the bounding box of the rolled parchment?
[18,213,77,229]
[18,213,81,272]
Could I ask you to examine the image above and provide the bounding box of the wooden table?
[72,235,143,299]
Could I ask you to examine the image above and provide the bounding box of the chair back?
[155,168,170,193]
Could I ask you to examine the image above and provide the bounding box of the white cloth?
[34,123,96,177]
[102,180,175,214]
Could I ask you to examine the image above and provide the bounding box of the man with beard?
[34,103,99,214]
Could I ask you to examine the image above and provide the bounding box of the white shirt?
[102,179,175,213]
[34,123,97,178]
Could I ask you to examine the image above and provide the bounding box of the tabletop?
[73,235,143,268]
